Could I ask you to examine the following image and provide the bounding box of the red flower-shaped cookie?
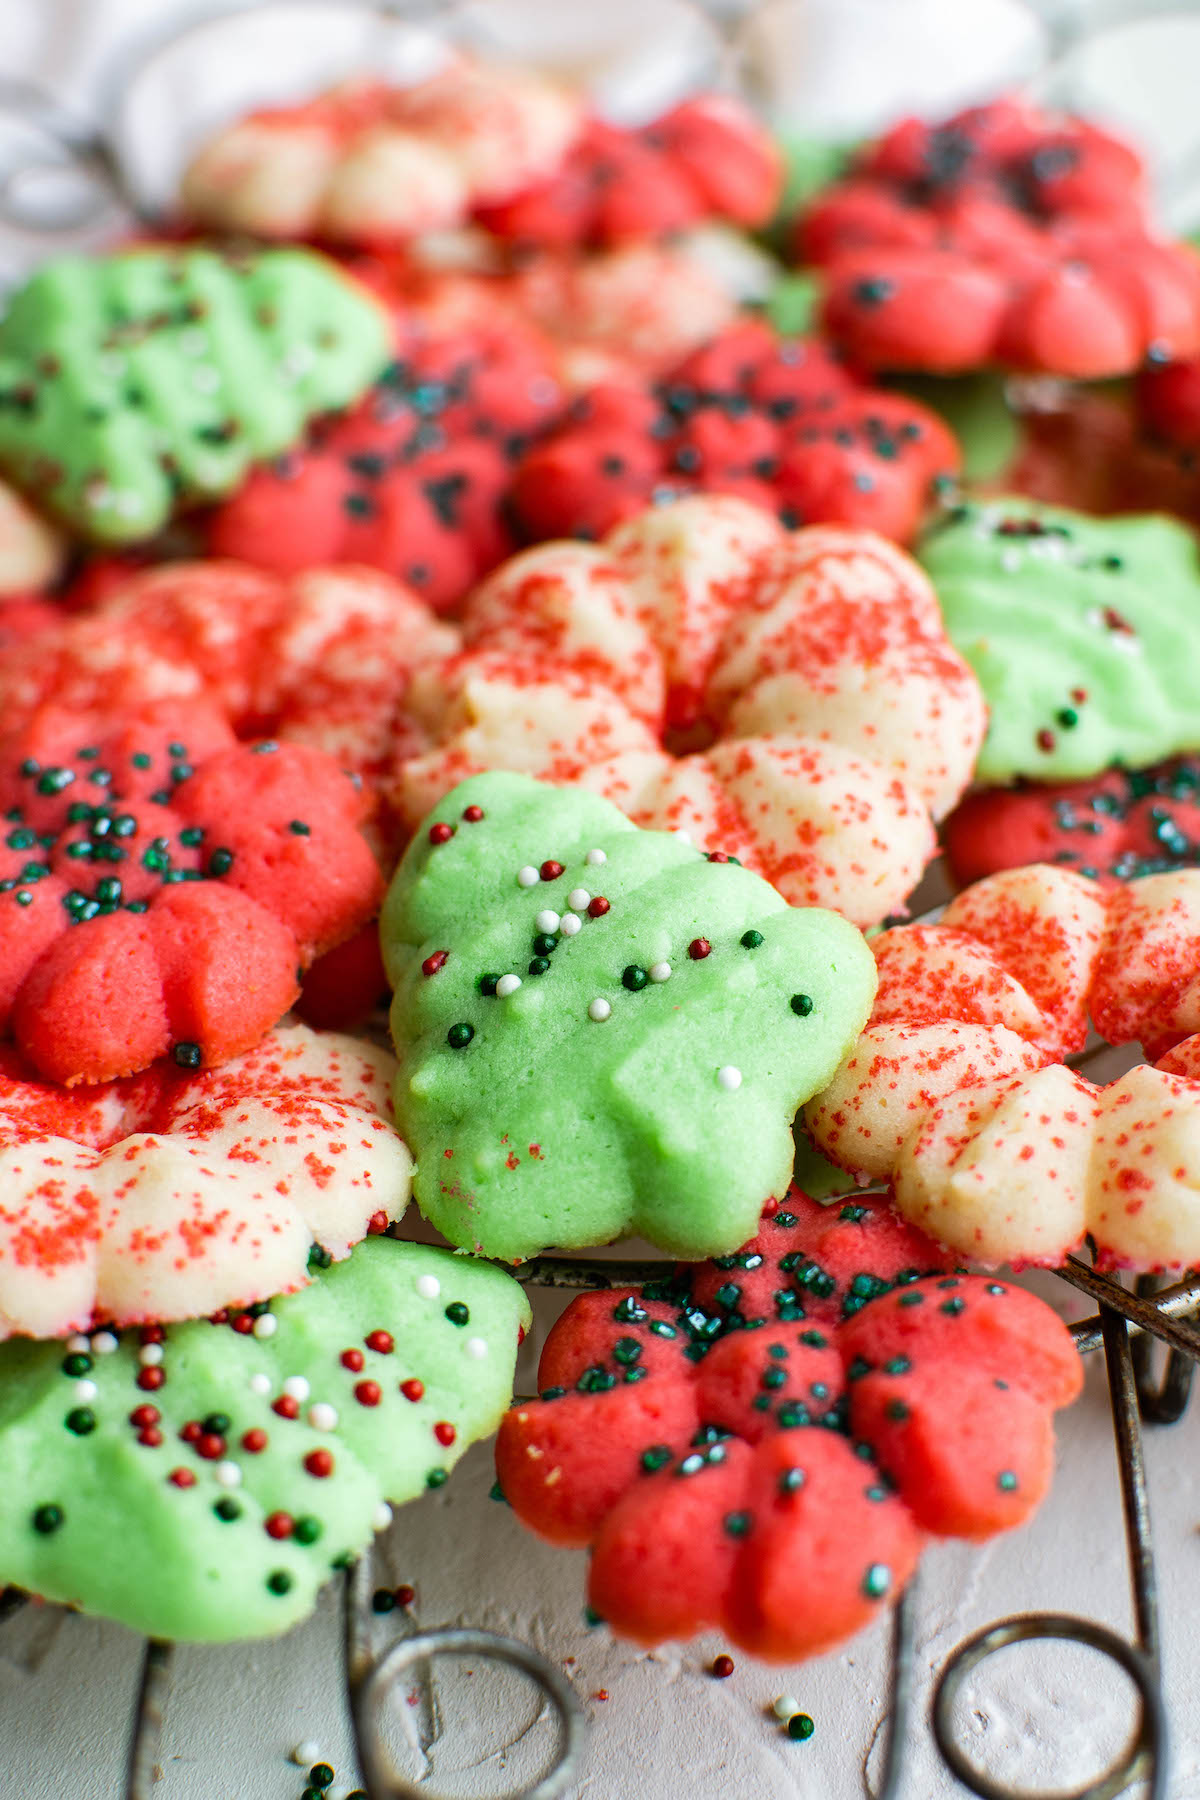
[204,324,565,612]
[0,698,381,1084]
[476,95,782,250]
[509,321,960,546]
[799,99,1200,376]
[945,756,1200,889]
[497,1189,1081,1662]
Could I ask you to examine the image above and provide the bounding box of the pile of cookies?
[1,53,1197,1685]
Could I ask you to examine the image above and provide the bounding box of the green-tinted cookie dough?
[0,1239,528,1641]
[919,496,1200,783]
[894,372,1019,483]
[383,772,877,1262]
[0,246,390,544]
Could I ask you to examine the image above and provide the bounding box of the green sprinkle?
[289,820,311,836]
[622,964,648,992]
[309,1767,335,1792]
[778,1467,806,1495]
[940,1297,966,1316]
[179,826,204,847]
[997,1471,1018,1492]
[723,1510,753,1538]
[209,848,234,875]
[527,956,551,976]
[266,1570,293,1595]
[426,1468,448,1489]
[61,1353,92,1378]
[885,1398,909,1422]
[789,993,814,1016]
[740,930,763,949]
[641,1446,673,1473]
[787,1714,815,1743]
[446,1023,474,1049]
[862,1563,891,1599]
[444,1302,469,1326]
[65,1408,95,1435]
[214,1498,242,1522]
[173,1042,202,1070]
[32,1505,63,1535]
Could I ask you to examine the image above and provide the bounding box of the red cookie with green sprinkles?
[0,696,382,1083]
[496,1188,1082,1662]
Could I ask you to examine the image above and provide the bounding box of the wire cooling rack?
[1,1241,1196,1800]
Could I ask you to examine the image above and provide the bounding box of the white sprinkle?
[214,1461,242,1489]
[91,1331,118,1355]
[249,1373,272,1396]
[495,973,522,998]
[75,1379,98,1403]
[138,1343,163,1368]
[179,328,208,358]
[588,998,612,1022]
[373,1502,394,1532]
[465,1337,488,1360]
[309,1403,338,1432]
[417,1273,441,1300]
[585,848,607,867]
[191,365,220,394]
[113,491,144,519]
[673,828,693,843]
[559,912,582,937]
[330,1787,351,1800]
[517,865,539,888]
[283,1375,310,1402]
[649,962,672,983]
[717,1066,743,1091]
[292,1741,321,1767]
[535,909,560,934]
[252,1313,278,1340]
[1000,548,1021,573]
[773,1694,800,1721]
[66,1335,90,1355]
[567,887,590,911]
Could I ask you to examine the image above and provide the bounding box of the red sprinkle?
[587,896,610,918]
[231,1313,254,1334]
[429,822,454,844]
[341,1349,365,1373]
[593,1690,610,1703]
[140,1325,165,1345]
[196,1433,225,1461]
[138,1428,162,1448]
[179,1421,202,1444]
[400,1378,425,1403]
[1103,607,1134,634]
[1036,729,1056,752]
[168,1468,195,1489]
[130,1405,160,1429]
[355,1380,383,1407]
[265,1512,294,1539]
[707,852,732,864]
[367,1210,389,1234]
[1071,687,1088,703]
[462,805,485,823]
[711,1655,735,1679]
[304,1449,335,1479]
[539,860,564,881]
[422,950,449,978]
[395,1585,415,1608]
[688,938,712,960]
[273,1395,300,1420]
[137,1367,165,1392]
[366,1329,394,1355]
[433,1421,457,1447]
[242,1429,268,1454]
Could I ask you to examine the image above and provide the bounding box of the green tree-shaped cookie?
[920,496,1200,782]
[382,772,877,1261]
[0,1239,528,1641]
[0,247,390,544]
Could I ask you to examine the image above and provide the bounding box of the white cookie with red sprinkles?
[0,1022,411,1341]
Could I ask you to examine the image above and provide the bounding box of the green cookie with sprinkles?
[0,1238,528,1641]
[0,245,390,544]
[919,496,1200,784]
[381,772,877,1261]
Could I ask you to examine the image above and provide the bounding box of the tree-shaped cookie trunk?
[383,772,877,1262]
[0,248,391,544]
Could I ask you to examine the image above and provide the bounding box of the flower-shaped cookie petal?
[382,772,876,1262]
[808,863,1200,1268]
[0,698,381,1083]
[0,1021,411,1339]
[476,96,781,250]
[799,99,1200,376]
[920,496,1200,784]
[0,248,391,544]
[204,320,565,612]
[510,320,960,547]
[0,1236,527,1640]
[394,497,985,927]
[496,1189,1081,1661]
